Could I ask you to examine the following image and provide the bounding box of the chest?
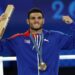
[15,36,60,59]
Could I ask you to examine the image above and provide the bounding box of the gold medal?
[39,62,47,71]
[30,34,47,71]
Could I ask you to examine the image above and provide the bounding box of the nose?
[35,18,39,22]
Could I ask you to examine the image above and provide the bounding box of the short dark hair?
[28,8,44,19]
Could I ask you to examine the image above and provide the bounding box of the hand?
[62,16,74,24]
[0,13,7,22]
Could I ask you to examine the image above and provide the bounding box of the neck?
[30,28,43,34]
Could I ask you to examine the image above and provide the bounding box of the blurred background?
[0,0,75,75]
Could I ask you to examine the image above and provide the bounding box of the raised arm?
[61,16,75,50]
[0,5,15,56]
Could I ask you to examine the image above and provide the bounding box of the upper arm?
[61,34,74,50]
[0,38,16,56]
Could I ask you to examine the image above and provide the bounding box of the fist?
[62,16,73,24]
[0,13,7,21]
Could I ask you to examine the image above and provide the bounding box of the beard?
[29,23,43,31]
[30,26,43,31]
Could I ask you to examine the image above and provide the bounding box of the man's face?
[27,12,44,30]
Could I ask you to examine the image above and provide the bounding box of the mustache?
[34,22,39,24]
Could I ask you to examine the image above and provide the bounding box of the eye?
[30,17,35,20]
[29,16,43,20]
[38,17,43,19]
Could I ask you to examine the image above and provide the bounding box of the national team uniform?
[0,23,75,75]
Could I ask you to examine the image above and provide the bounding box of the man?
[0,8,75,75]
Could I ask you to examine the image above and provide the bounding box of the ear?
[26,19,29,25]
[43,18,45,24]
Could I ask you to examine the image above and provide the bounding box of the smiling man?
[0,8,75,75]
[27,9,44,34]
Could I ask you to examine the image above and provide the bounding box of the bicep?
[0,39,15,56]
[61,35,74,50]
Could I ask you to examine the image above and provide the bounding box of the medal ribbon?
[30,33,44,63]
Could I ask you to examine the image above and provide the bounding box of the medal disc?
[39,62,47,71]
